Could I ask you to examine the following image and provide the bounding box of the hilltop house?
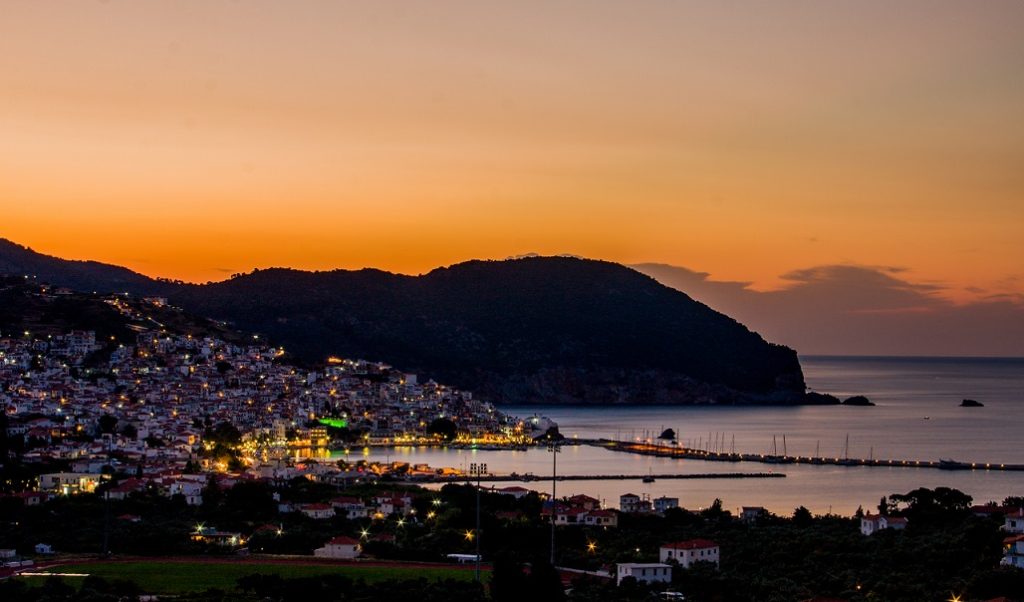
[584,509,619,528]
[620,493,650,513]
[653,496,679,513]
[660,539,720,568]
[860,514,908,536]
[1005,508,1024,534]
[1002,535,1024,568]
[496,486,532,499]
[330,496,369,520]
[314,535,361,559]
[298,503,336,520]
[740,506,767,523]
[568,494,600,511]
[616,563,672,586]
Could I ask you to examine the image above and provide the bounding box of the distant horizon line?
[802,354,1024,362]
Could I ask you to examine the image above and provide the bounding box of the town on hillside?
[2,281,1024,601]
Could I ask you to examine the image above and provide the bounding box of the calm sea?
[341,356,1024,515]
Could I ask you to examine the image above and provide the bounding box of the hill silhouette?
[0,239,808,404]
[0,239,172,296]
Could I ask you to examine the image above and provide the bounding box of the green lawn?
[24,561,478,593]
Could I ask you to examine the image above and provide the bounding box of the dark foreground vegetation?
[2,481,1022,601]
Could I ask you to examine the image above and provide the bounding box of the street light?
[547,440,561,566]
[469,462,487,582]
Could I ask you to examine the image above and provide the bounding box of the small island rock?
[960,398,984,407]
[842,395,875,406]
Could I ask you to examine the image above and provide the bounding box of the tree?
[792,506,813,527]
[204,422,242,446]
[0,411,8,459]
[201,481,223,511]
[1002,496,1024,509]
[98,414,118,434]
[144,435,166,448]
[426,418,458,442]
[878,496,892,516]
[658,428,676,441]
[120,423,138,439]
[701,498,729,521]
[489,553,528,602]
[526,558,566,601]
[890,487,973,521]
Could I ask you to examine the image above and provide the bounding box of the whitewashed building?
[660,539,720,568]
[1005,509,1024,534]
[860,514,908,536]
[314,535,361,559]
[616,563,672,586]
[653,496,679,513]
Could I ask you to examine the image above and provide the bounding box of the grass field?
[23,561,479,593]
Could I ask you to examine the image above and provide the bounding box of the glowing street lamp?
[587,541,597,553]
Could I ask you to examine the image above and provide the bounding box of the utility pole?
[469,462,486,582]
[547,441,561,566]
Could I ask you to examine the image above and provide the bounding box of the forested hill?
[0,239,808,404]
[0,239,173,296]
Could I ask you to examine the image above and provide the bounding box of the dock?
[586,439,1024,471]
[413,471,785,484]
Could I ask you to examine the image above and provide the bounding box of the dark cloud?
[633,263,1024,357]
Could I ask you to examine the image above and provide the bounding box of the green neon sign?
[318,418,348,429]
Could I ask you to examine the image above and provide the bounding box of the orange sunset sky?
[2,1,1022,304]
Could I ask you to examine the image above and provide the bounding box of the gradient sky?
[2,1,1023,305]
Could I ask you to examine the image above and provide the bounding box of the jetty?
[410,472,784,484]
[585,439,1024,471]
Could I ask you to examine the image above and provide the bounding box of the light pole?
[469,462,486,582]
[547,441,561,566]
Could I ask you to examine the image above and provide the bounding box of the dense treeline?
[2,483,1022,600]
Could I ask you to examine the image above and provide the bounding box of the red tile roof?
[326,536,360,546]
[662,538,718,550]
